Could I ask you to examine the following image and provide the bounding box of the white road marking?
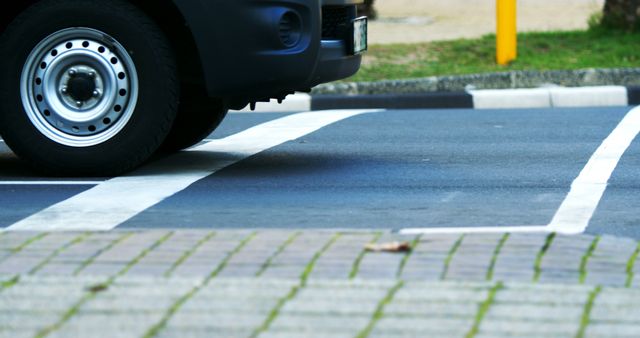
[401,105,640,236]
[547,105,640,234]
[400,225,549,235]
[232,93,311,113]
[0,181,102,185]
[6,110,377,231]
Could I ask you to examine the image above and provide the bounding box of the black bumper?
[172,0,362,107]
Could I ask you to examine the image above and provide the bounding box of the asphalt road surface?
[1,106,639,237]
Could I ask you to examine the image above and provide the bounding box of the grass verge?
[348,29,640,82]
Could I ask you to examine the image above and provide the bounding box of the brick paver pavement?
[1,230,639,337]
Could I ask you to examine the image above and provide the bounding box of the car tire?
[0,0,178,176]
[161,84,228,152]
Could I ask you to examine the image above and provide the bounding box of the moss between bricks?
[355,280,405,338]
[73,232,133,276]
[579,236,601,284]
[576,285,602,338]
[350,232,383,279]
[486,234,510,281]
[441,235,465,280]
[251,233,342,338]
[256,231,301,277]
[143,232,257,338]
[36,232,175,338]
[625,241,640,287]
[534,233,556,282]
[396,234,422,278]
[164,231,217,277]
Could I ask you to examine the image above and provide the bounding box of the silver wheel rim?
[20,27,139,147]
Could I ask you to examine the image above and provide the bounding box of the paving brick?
[584,323,640,338]
[0,329,40,338]
[486,304,584,321]
[269,313,370,332]
[494,289,589,306]
[384,302,477,317]
[0,313,63,329]
[295,287,387,302]
[590,305,640,323]
[259,330,355,338]
[395,286,489,303]
[77,262,125,276]
[0,257,44,274]
[374,317,474,334]
[167,312,266,329]
[478,319,580,336]
[180,299,278,313]
[51,313,163,337]
[157,327,254,338]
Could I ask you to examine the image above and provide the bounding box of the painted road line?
[399,226,549,235]
[6,110,377,231]
[548,105,640,234]
[0,181,102,185]
[400,105,640,236]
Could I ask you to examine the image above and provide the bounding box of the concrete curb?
[235,86,640,112]
[312,68,640,95]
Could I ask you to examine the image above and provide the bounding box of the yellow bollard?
[496,0,517,65]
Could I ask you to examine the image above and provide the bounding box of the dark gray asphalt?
[1,107,639,237]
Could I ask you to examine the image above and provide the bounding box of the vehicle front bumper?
[173,0,363,108]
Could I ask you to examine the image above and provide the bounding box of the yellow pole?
[496,0,517,65]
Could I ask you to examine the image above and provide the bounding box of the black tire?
[0,0,178,176]
[161,84,228,152]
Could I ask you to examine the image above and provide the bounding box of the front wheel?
[0,0,178,176]
[161,85,228,152]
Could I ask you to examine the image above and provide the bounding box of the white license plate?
[351,17,368,55]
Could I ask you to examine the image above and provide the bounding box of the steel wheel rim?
[20,27,139,147]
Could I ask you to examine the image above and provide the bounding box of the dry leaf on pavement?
[365,241,412,252]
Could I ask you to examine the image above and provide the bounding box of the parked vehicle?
[0,0,367,175]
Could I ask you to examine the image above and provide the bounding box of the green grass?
[486,234,510,281]
[356,281,405,338]
[533,233,556,282]
[465,282,504,338]
[348,29,640,82]
[576,285,602,338]
[579,236,601,284]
